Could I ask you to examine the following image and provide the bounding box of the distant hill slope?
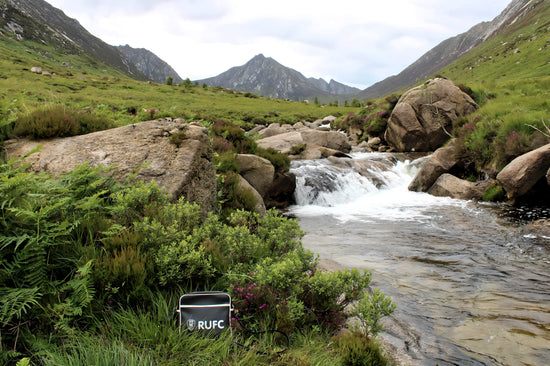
[357,0,537,99]
[1,0,148,81]
[439,0,550,84]
[196,54,360,102]
[117,45,183,84]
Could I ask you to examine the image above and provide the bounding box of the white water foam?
[290,153,470,223]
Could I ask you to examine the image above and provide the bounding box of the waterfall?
[290,152,463,222]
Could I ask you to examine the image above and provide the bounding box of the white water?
[288,153,550,366]
[292,154,468,223]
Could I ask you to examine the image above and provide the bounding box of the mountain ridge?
[2,0,148,80]
[196,53,360,102]
[116,44,184,84]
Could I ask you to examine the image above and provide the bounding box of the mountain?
[357,0,537,99]
[1,0,147,80]
[117,45,183,84]
[196,54,360,101]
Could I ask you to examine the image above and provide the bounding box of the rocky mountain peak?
[196,54,359,101]
[117,44,183,84]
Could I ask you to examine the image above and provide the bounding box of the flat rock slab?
[4,119,217,213]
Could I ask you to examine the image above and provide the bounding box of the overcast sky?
[45,0,511,89]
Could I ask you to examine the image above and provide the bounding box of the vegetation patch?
[0,160,395,365]
[482,183,506,202]
[11,104,114,139]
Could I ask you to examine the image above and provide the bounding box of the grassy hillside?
[435,1,550,171]
[0,33,360,133]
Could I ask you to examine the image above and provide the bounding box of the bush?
[12,105,114,139]
[334,331,390,366]
[256,147,290,173]
[350,288,396,337]
[290,143,307,155]
[214,152,239,173]
[211,120,257,154]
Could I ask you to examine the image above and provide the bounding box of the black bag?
[178,291,233,335]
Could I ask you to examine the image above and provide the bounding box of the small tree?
[182,78,193,88]
[165,76,173,86]
[351,98,363,108]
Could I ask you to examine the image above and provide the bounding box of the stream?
[287,152,550,366]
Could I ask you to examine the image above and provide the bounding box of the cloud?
[46,0,511,88]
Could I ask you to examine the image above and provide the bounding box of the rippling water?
[288,153,550,366]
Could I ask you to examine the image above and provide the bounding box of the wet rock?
[265,172,296,208]
[521,219,550,241]
[427,174,493,200]
[497,143,550,201]
[367,137,382,149]
[409,139,460,192]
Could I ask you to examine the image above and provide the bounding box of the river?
[287,152,550,366]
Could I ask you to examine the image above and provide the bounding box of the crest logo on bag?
[187,319,196,331]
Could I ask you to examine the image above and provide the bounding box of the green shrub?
[0,153,395,361]
[12,105,114,139]
[110,180,170,226]
[169,130,187,146]
[350,288,396,337]
[290,143,307,155]
[334,331,390,366]
[214,151,239,173]
[256,147,290,172]
[155,237,215,288]
[211,120,257,154]
[94,246,153,303]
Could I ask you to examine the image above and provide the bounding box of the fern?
[0,287,41,326]
[66,260,95,311]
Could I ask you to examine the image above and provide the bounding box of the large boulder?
[236,154,274,197]
[257,130,351,157]
[4,119,217,214]
[257,131,304,154]
[497,143,550,201]
[409,139,460,192]
[300,130,350,153]
[427,174,493,201]
[258,123,293,138]
[385,78,478,152]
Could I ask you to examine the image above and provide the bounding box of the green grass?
[0,33,360,131]
[29,290,393,366]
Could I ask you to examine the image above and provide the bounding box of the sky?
[45,0,511,89]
